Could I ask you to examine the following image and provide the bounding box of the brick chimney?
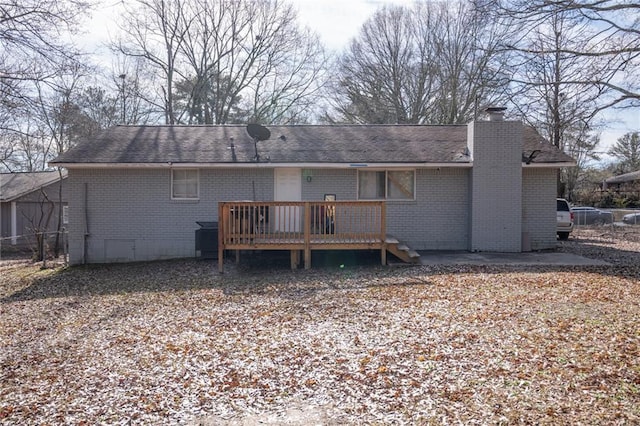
[467,107,523,252]
[485,106,507,121]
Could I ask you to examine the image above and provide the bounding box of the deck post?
[380,202,387,265]
[218,202,225,273]
[290,250,300,269]
[304,202,311,269]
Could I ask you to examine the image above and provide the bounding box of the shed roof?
[50,124,573,166]
[0,171,67,202]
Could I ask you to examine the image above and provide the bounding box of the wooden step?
[386,241,421,264]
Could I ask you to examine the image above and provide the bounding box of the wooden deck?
[218,201,387,272]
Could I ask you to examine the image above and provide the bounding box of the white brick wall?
[67,168,273,264]
[386,168,470,250]
[522,168,557,250]
[302,168,470,250]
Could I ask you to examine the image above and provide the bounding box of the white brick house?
[50,112,574,264]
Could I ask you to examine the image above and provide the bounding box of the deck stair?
[385,236,421,264]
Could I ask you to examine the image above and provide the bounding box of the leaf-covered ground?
[1,228,639,425]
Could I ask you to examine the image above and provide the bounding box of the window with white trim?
[358,170,415,200]
[171,169,199,200]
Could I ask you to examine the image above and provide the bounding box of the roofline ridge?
[112,123,468,128]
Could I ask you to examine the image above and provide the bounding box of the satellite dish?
[246,123,270,162]
[246,123,271,141]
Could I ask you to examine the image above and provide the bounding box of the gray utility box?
[195,221,218,259]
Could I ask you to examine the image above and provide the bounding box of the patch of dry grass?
[1,229,639,425]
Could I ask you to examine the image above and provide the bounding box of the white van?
[557,198,574,240]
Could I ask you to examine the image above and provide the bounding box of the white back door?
[274,168,302,232]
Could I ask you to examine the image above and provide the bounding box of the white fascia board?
[53,162,474,169]
[523,162,576,168]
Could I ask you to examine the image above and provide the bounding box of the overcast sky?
[291,0,414,51]
[82,0,413,52]
[80,0,637,162]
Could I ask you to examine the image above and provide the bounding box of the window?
[358,170,415,200]
[172,169,199,199]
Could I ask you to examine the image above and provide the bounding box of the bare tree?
[0,0,90,76]
[505,10,605,197]
[112,56,161,125]
[425,2,511,123]
[509,12,603,145]
[476,0,640,110]
[244,24,326,124]
[115,0,191,124]
[328,2,510,125]
[23,188,55,261]
[28,59,102,256]
[30,60,93,159]
[0,0,91,171]
[562,123,601,201]
[331,6,420,124]
[75,86,119,130]
[116,0,327,125]
[0,118,50,171]
[183,0,326,124]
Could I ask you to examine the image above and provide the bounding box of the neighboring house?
[50,109,574,265]
[0,171,68,251]
[603,170,640,191]
[603,170,640,207]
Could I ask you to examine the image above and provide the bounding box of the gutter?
[51,161,575,169]
[52,162,473,169]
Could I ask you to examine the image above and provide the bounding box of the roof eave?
[52,161,574,169]
[51,161,475,169]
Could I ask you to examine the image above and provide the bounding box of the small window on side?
[172,169,199,200]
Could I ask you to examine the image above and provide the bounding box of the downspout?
[11,201,17,245]
[53,168,64,257]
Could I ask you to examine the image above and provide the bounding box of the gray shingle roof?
[605,170,640,184]
[50,124,573,165]
[0,171,67,202]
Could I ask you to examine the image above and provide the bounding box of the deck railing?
[218,201,386,271]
